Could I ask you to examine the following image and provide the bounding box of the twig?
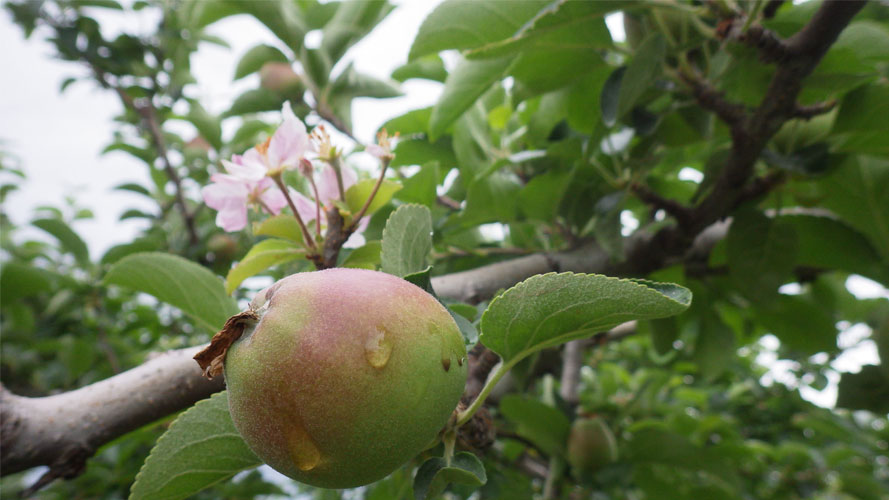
[437,194,462,210]
[739,24,790,63]
[686,0,866,237]
[678,70,748,127]
[271,174,317,253]
[792,100,837,119]
[735,170,786,207]
[93,69,200,245]
[630,183,694,229]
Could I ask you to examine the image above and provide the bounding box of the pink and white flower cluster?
[201,102,358,233]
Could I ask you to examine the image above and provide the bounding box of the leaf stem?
[455,359,514,427]
[271,173,316,252]
[349,156,391,231]
[442,429,456,467]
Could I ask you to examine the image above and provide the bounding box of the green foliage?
[224,239,304,294]
[480,273,692,363]
[130,392,261,500]
[413,452,487,500]
[380,204,433,277]
[104,252,238,332]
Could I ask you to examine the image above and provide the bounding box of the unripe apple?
[224,268,468,489]
[566,417,618,480]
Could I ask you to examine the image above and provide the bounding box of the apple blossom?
[220,101,310,181]
[201,174,286,232]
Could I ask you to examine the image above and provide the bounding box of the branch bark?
[0,346,223,477]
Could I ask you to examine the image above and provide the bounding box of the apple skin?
[225,268,468,489]
[567,417,618,480]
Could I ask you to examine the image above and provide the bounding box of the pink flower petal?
[267,102,309,170]
[202,181,247,210]
[317,164,358,205]
[259,185,287,215]
[289,188,322,223]
[222,155,265,181]
[216,201,248,232]
[365,144,385,159]
[341,164,358,191]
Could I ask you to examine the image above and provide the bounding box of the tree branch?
[687,0,866,237]
[0,346,223,477]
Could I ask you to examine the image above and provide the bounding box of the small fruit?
[259,62,303,94]
[566,417,618,480]
[224,268,468,488]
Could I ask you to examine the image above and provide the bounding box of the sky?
[0,1,446,256]
[1,0,885,413]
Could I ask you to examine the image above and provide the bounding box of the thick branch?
[1,346,223,477]
[688,0,866,236]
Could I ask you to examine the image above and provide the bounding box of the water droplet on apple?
[365,326,392,368]
[288,423,321,471]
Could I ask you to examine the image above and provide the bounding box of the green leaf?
[429,57,514,141]
[628,425,739,492]
[100,238,161,266]
[413,452,487,500]
[832,84,889,155]
[342,240,382,269]
[449,306,479,345]
[344,178,402,217]
[480,273,691,364]
[395,162,439,207]
[129,391,262,500]
[186,101,222,151]
[224,88,284,118]
[32,218,90,266]
[380,204,433,277]
[331,62,402,99]
[460,171,522,226]
[817,155,889,260]
[601,34,666,126]
[836,365,889,414]
[693,314,736,380]
[391,54,447,83]
[781,213,889,285]
[403,266,434,295]
[600,66,625,127]
[408,0,549,60]
[104,252,238,332]
[466,0,617,60]
[234,44,288,80]
[0,262,56,306]
[190,0,306,52]
[321,0,393,63]
[225,239,303,294]
[253,215,304,244]
[726,210,798,300]
[756,294,838,354]
[499,395,571,457]
[114,182,151,197]
[519,169,573,221]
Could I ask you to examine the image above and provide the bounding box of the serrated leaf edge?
[129,391,259,500]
